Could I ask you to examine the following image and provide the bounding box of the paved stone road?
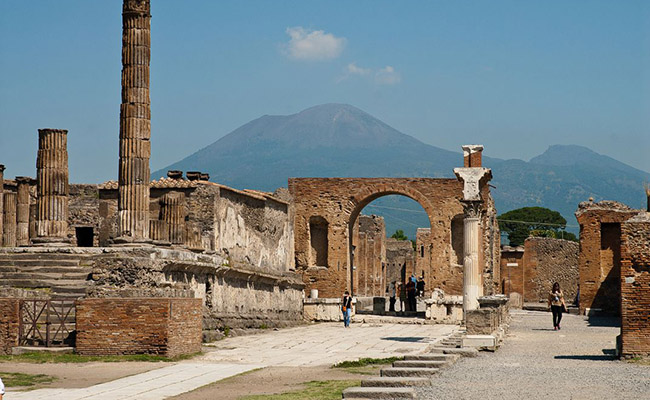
[419,310,650,400]
[7,321,457,399]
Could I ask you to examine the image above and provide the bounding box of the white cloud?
[374,66,401,85]
[347,62,371,76]
[284,27,345,61]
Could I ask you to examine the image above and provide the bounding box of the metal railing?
[19,299,75,347]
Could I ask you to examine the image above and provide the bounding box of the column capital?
[461,200,484,219]
[454,167,492,201]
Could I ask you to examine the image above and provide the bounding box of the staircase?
[0,252,93,300]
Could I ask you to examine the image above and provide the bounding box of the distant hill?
[155,104,650,237]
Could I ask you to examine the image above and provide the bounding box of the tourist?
[389,281,397,312]
[406,278,417,312]
[341,290,353,328]
[0,376,4,400]
[416,277,425,297]
[548,282,567,330]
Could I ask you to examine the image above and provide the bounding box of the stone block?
[462,334,497,350]
[342,386,417,399]
[361,377,432,387]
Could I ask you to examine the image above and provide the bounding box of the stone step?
[380,367,439,378]
[361,377,432,388]
[404,354,460,362]
[428,347,479,357]
[51,285,88,294]
[393,360,448,369]
[0,259,81,267]
[0,272,90,280]
[11,266,91,273]
[1,279,88,288]
[342,386,417,399]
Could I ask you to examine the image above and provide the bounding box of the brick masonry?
[620,212,650,357]
[575,200,640,314]
[0,298,20,355]
[76,298,202,357]
[289,177,499,298]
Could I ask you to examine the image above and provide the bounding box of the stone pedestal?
[2,192,17,247]
[15,177,32,246]
[32,129,69,245]
[116,0,152,244]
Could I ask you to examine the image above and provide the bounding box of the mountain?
[155,104,650,237]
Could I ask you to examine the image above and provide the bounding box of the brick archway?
[289,177,498,298]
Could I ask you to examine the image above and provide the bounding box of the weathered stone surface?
[2,192,15,247]
[15,177,33,246]
[342,386,417,399]
[289,177,499,298]
[361,377,432,387]
[354,215,386,297]
[0,298,20,355]
[522,237,578,303]
[427,346,479,357]
[380,367,439,377]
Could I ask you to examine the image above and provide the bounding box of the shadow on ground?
[586,315,620,327]
[380,337,426,342]
[554,349,618,361]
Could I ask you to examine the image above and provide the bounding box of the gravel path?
[419,310,650,400]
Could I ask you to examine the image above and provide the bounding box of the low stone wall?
[0,298,20,355]
[465,295,509,349]
[303,298,355,322]
[620,213,650,358]
[76,298,202,357]
[425,295,463,324]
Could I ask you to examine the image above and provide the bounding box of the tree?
[391,229,409,241]
[498,207,575,246]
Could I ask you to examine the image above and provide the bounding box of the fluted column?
[0,165,4,246]
[33,129,69,244]
[15,177,32,246]
[161,192,185,244]
[116,0,151,243]
[2,192,17,247]
[462,201,482,313]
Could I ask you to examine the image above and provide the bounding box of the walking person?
[398,281,406,312]
[406,278,416,312]
[341,290,353,328]
[548,282,567,330]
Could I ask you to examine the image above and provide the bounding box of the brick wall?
[76,298,202,357]
[620,213,650,357]
[575,201,639,314]
[499,246,524,298]
[522,238,579,303]
[0,298,20,355]
[289,177,498,298]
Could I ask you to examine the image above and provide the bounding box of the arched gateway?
[289,146,500,306]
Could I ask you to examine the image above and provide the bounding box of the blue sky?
[1,0,648,183]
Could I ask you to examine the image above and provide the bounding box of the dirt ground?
[170,364,383,400]
[0,362,166,390]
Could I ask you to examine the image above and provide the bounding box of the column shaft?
[463,215,481,314]
[117,0,151,242]
[15,178,31,246]
[2,192,16,247]
[34,129,69,243]
[0,165,4,246]
[161,192,185,244]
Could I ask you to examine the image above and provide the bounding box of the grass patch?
[331,357,402,369]
[628,357,650,366]
[0,351,200,364]
[0,372,55,387]
[239,379,361,400]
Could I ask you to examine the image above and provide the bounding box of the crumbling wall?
[522,237,579,303]
[355,215,386,296]
[215,186,293,274]
[575,200,639,314]
[68,184,100,246]
[620,212,650,357]
[386,238,415,287]
[499,246,524,298]
[0,298,20,355]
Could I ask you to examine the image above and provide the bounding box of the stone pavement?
[7,321,457,399]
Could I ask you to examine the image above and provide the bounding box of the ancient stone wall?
[499,246,524,298]
[354,215,386,296]
[575,200,639,314]
[0,298,20,355]
[386,238,415,288]
[68,184,100,246]
[620,212,650,357]
[522,237,579,303]
[289,177,498,298]
[76,298,202,357]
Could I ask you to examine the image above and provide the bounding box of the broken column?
[33,129,69,244]
[454,145,492,317]
[161,192,185,245]
[0,165,4,246]
[2,192,16,247]
[116,0,152,243]
[15,177,33,246]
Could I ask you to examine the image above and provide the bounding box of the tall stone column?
[15,177,33,246]
[161,192,185,245]
[2,192,17,247]
[0,165,4,246]
[116,0,151,243]
[454,145,492,318]
[33,129,69,244]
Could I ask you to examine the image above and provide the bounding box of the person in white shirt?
[0,376,5,399]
